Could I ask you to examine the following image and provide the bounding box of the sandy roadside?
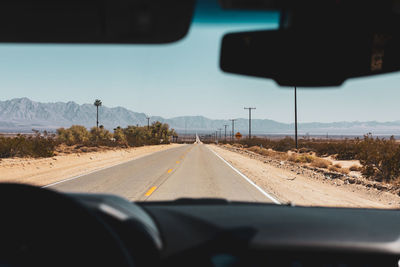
[0,144,183,187]
[209,144,400,209]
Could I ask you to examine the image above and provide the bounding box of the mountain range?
[1,98,400,136]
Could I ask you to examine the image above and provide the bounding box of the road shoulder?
[0,144,184,187]
[208,144,400,209]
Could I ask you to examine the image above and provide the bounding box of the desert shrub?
[295,154,315,163]
[287,154,297,162]
[113,126,128,146]
[300,139,359,160]
[0,121,176,159]
[328,165,341,172]
[238,137,295,152]
[123,126,148,146]
[273,137,296,152]
[288,154,314,163]
[57,125,90,145]
[234,134,400,183]
[298,147,313,153]
[0,134,55,158]
[248,146,289,160]
[357,134,400,182]
[273,151,289,161]
[248,146,261,153]
[310,158,332,168]
[89,126,113,146]
[123,122,174,147]
[264,150,289,161]
[349,164,361,171]
[237,137,359,158]
[55,121,174,148]
[327,165,349,174]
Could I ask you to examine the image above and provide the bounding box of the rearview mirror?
[220,29,400,87]
[0,0,195,44]
[220,0,400,87]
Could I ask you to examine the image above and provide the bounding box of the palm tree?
[94,99,102,128]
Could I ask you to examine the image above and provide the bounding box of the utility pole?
[244,107,256,139]
[224,124,228,142]
[184,121,187,143]
[229,119,237,141]
[294,86,298,149]
[215,131,218,141]
[146,116,150,129]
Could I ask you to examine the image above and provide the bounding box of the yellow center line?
[145,186,157,196]
[167,169,173,173]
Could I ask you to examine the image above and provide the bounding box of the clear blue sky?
[0,3,399,124]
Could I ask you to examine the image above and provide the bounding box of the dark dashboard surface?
[73,194,400,266]
[140,202,400,255]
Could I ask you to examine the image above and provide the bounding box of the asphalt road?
[49,143,276,203]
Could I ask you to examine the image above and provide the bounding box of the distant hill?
[0,98,147,132]
[0,98,400,135]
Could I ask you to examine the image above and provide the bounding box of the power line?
[244,107,256,139]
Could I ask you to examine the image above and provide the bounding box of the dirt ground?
[0,144,183,187]
[209,144,400,209]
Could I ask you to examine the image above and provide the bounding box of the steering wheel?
[0,183,134,266]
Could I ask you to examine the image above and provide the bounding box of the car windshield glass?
[0,0,399,209]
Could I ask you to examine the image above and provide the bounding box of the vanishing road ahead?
[48,144,278,203]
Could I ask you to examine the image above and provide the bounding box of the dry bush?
[310,158,332,169]
[357,134,400,182]
[349,164,362,172]
[339,168,350,174]
[234,135,400,183]
[232,143,244,148]
[296,154,315,163]
[57,125,90,146]
[0,134,55,158]
[328,165,341,172]
[288,154,314,163]
[300,139,360,160]
[298,147,313,153]
[248,146,288,161]
[274,151,289,161]
[288,154,298,162]
[328,165,349,174]
[248,146,262,154]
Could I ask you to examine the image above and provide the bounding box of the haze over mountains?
[1,98,400,136]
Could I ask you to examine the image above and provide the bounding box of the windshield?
[0,1,399,209]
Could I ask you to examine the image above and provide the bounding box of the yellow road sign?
[235,132,242,139]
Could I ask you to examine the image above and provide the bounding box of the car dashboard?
[72,193,400,267]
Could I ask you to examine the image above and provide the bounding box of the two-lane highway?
[48,144,278,203]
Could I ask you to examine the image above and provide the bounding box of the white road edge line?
[42,160,131,188]
[208,147,281,205]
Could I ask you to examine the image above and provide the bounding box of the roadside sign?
[235,132,242,140]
